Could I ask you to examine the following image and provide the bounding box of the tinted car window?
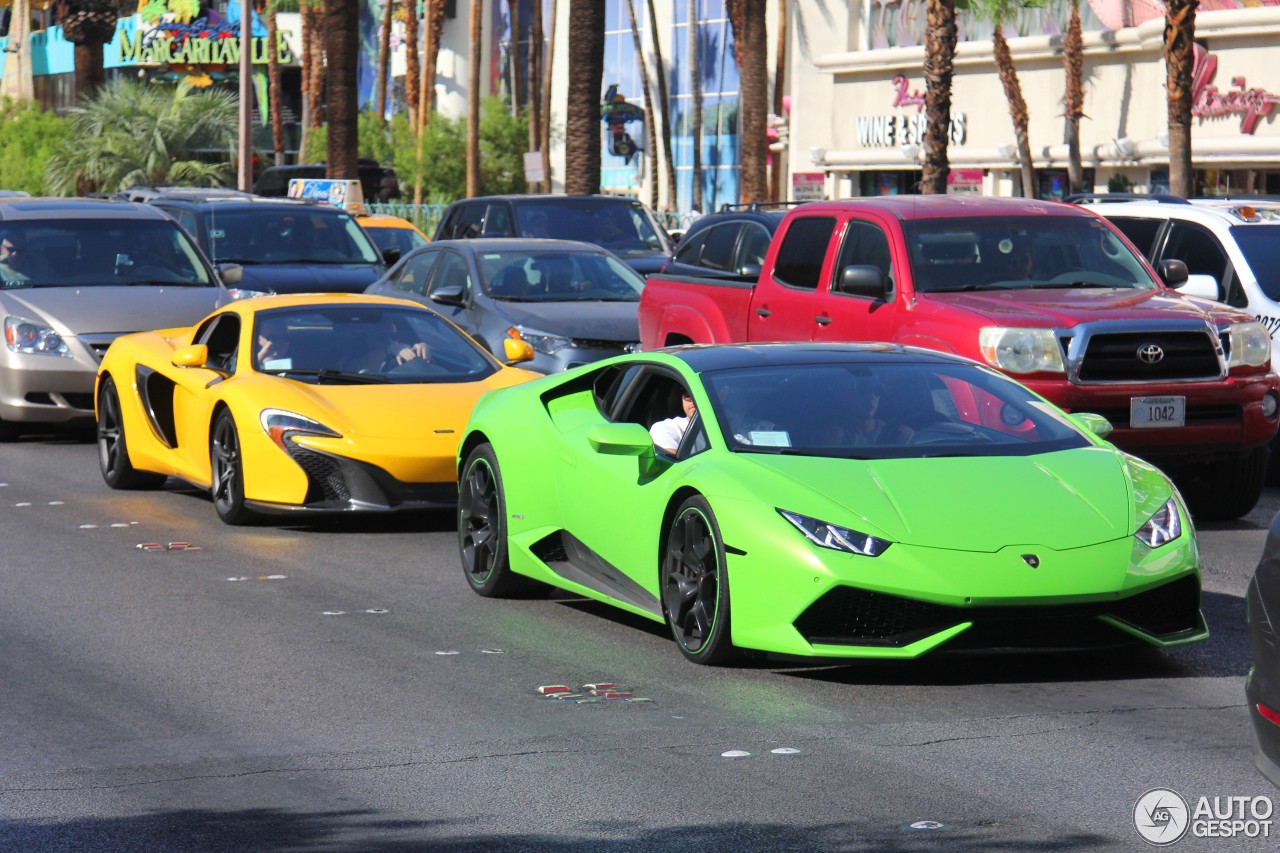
[511,200,669,258]
[833,220,894,294]
[1107,216,1163,257]
[700,224,742,271]
[476,249,644,301]
[0,218,212,287]
[393,251,441,295]
[671,229,708,266]
[484,204,514,237]
[1163,222,1229,285]
[774,217,836,290]
[201,208,381,264]
[736,223,772,268]
[451,205,486,240]
[1232,225,1280,301]
[427,252,473,299]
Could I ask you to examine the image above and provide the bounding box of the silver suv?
[1071,193,1280,339]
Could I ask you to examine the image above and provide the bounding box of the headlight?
[1226,321,1271,368]
[1135,497,1182,547]
[4,315,72,357]
[226,288,275,301]
[260,408,341,451]
[778,509,892,557]
[507,325,572,355]
[978,327,1065,374]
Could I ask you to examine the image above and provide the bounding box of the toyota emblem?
[1137,344,1165,364]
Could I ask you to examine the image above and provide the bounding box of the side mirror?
[217,263,244,285]
[737,262,763,280]
[1069,412,1114,439]
[429,285,467,307]
[503,337,535,364]
[382,248,401,266]
[172,344,209,368]
[587,422,657,456]
[836,264,887,299]
[1157,258,1189,287]
[1179,274,1222,302]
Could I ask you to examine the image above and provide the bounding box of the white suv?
[1071,194,1280,338]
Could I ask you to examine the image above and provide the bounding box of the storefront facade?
[787,2,1280,199]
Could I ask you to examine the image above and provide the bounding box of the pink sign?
[891,75,925,112]
[1191,44,1280,135]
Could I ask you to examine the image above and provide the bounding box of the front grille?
[571,338,634,352]
[794,575,1202,649]
[286,445,351,504]
[78,333,123,363]
[1078,331,1220,381]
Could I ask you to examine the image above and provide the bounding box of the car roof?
[146,197,343,213]
[118,186,255,203]
[0,197,177,222]
[1071,193,1280,224]
[447,194,644,206]
[226,292,425,315]
[790,195,1096,223]
[415,237,614,253]
[665,341,978,373]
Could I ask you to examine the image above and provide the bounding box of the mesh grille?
[286,445,350,503]
[1106,574,1201,636]
[1078,331,1219,381]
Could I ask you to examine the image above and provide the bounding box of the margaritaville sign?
[119,19,292,65]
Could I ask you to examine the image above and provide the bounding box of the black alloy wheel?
[97,376,166,489]
[662,495,736,664]
[210,409,255,525]
[458,443,533,596]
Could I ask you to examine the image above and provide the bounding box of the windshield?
[0,218,213,288]
[365,223,429,256]
[252,304,499,383]
[513,201,671,256]
[702,360,1090,459]
[477,249,645,301]
[903,216,1157,294]
[201,208,382,265]
[1230,225,1280,301]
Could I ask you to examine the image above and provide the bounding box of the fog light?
[1264,392,1279,420]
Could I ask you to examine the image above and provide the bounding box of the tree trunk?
[404,0,420,129]
[992,25,1036,199]
[1063,0,1084,194]
[624,0,658,210]
[770,0,787,202]
[564,0,604,195]
[422,0,446,123]
[467,0,482,196]
[648,0,676,210]
[325,0,359,178]
[688,0,703,212]
[510,0,524,113]
[376,0,393,121]
[541,0,556,191]
[300,0,326,162]
[731,0,766,204]
[921,0,955,195]
[267,7,285,165]
[1164,0,1197,197]
[528,0,544,191]
[57,0,117,102]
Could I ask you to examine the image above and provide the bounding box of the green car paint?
[457,344,1207,664]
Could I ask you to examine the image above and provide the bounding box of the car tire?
[97,376,166,490]
[1183,445,1268,521]
[210,409,256,526]
[458,443,535,596]
[662,494,738,665]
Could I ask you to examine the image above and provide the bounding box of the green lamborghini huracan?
[456,343,1207,665]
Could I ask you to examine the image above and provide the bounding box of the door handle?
[755,307,772,318]
[815,315,832,326]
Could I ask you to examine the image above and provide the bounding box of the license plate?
[1130,396,1185,428]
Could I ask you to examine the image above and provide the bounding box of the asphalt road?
[1,430,1277,852]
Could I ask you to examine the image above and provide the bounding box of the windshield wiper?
[214,257,263,265]
[927,283,1018,293]
[261,257,362,265]
[1029,280,1115,289]
[269,368,390,384]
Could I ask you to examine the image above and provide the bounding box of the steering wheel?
[905,421,991,445]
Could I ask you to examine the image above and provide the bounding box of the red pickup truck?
[639,196,1280,519]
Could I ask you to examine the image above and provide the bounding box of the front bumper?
[0,346,99,424]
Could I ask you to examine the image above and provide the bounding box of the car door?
[1154,220,1240,305]
[423,249,479,337]
[168,312,242,483]
[748,215,837,341]
[554,363,699,603]
[382,249,442,297]
[812,216,898,343]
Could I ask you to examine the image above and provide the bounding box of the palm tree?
[467,0,482,195]
[421,0,447,122]
[540,0,556,191]
[266,1,285,165]
[728,0,766,204]
[688,0,703,212]
[770,0,787,201]
[0,0,35,102]
[965,0,1036,198]
[647,0,676,210]
[1164,0,1196,197]
[509,0,524,113]
[404,0,420,129]
[375,0,393,121]
[624,0,658,209]
[1063,0,1085,194]
[921,0,956,194]
[325,0,359,178]
[563,0,604,195]
[46,78,238,194]
[299,0,325,158]
[527,0,544,191]
[56,0,122,101]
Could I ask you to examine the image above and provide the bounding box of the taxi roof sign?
[287,178,366,213]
